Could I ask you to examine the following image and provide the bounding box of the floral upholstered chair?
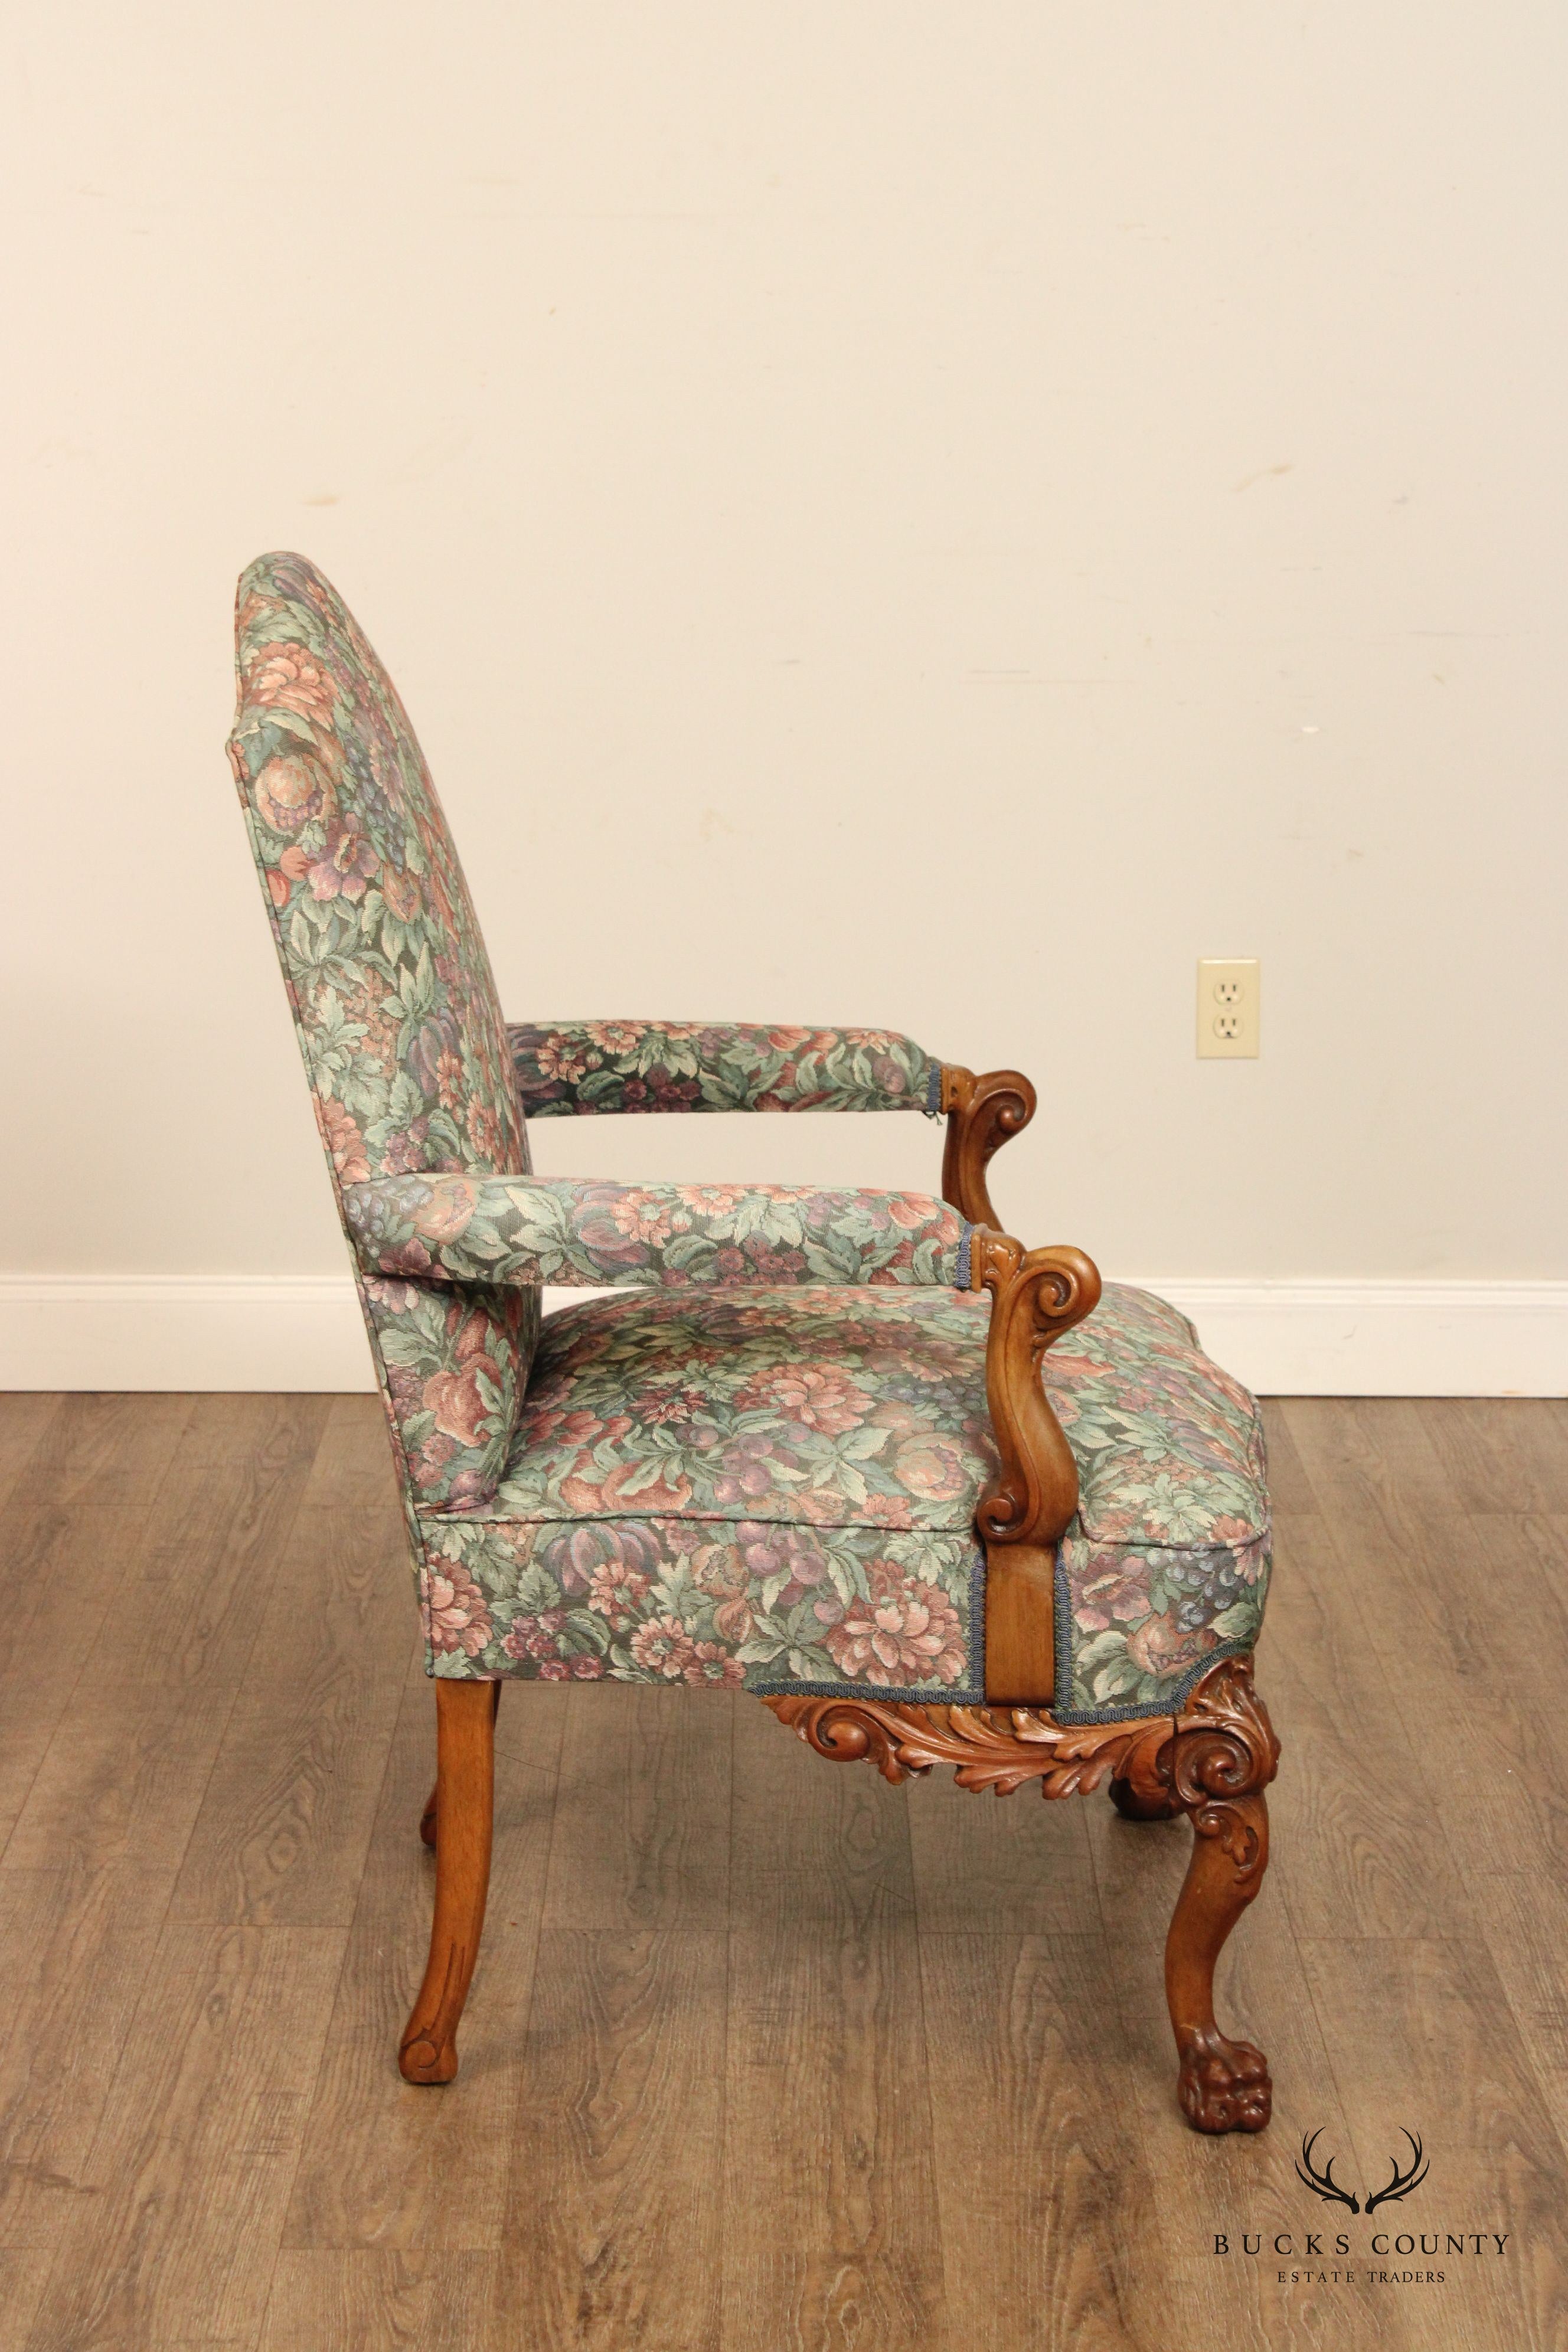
[227,553,1279,2134]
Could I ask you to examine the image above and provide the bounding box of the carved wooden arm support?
[938,1066,1037,1227]
[968,1228,1102,1702]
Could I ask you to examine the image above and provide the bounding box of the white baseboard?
[0,1273,1562,1397]
[1124,1278,1568,1398]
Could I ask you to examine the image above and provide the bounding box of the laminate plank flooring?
[1,1390,1566,2350]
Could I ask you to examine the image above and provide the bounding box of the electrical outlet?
[1197,958,1260,1058]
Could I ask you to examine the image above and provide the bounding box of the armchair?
[228,553,1278,2135]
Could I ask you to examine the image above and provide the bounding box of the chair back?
[228,553,538,1511]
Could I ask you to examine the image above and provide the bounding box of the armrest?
[342,1172,974,1290]
[508,1021,942,1117]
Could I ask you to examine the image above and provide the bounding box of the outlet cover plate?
[1197,958,1260,1058]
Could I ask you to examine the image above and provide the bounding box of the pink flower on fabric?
[859,1492,913,1527]
[536,1038,590,1083]
[636,1382,707,1428]
[684,1643,745,1688]
[426,1562,492,1658]
[435,1049,465,1113]
[674,1185,750,1215]
[308,822,379,903]
[630,1614,698,1680]
[608,1193,674,1245]
[246,640,340,728]
[586,1557,654,1628]
[734,1363,870,1436]
[822,1564,966,1688]
[466,1100,504,1161]
[584,1021,643,1053]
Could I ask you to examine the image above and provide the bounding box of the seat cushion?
[414,1282,1270,1721]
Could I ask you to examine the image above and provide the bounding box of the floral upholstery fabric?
[414,1281,1270,1719]
[227,556,1270,1724]
[344,1174,972,1291]
[510,1021,940,1117]
[228,554,539,1513]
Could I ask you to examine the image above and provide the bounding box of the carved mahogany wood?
[419,1678,499,1850]
[1108,1770,1182,1821]
[762,1654,1279,2134]
[1163,1658,1278,2133]
[968,1227,1102,1704]
[399,1678,496,2085]
[939,1064,1037,1227]
[762,1685,1174,1798]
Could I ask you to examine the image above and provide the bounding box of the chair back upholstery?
[228,553,539,1513]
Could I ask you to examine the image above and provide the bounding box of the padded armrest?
[508,1021,942,1117]
[342,1172,975,1291]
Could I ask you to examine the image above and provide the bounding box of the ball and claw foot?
[1177,2027,1273,2134]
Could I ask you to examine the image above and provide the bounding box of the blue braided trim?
[925,1061,944,1115]
[955,1221,974,1291]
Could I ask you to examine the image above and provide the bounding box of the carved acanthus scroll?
[764,1686,1175,1800]
[762,1655,1276,1815]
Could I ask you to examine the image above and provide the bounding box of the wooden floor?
[2,1393,1568,2350]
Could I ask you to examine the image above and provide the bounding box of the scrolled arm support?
[970,1230,1102,1549]
[939,1066,1037,1227]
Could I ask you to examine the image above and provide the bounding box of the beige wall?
[4,6,1563,1339]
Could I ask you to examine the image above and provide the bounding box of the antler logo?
[1295,2129,1429,2214]
[1365,2131,1429,2214]
[1296,2131,1360,2212]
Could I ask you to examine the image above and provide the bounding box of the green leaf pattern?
[227,553,539,1511]
[226,557,1269,1720]
[509,1020,939,1116]
[342,1173,970,1291]
[417,1282,1270,1714]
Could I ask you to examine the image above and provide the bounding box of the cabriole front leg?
[400,1678,496,2085]
[419,1679,500,1848]
[1163,1658,1279,2134]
